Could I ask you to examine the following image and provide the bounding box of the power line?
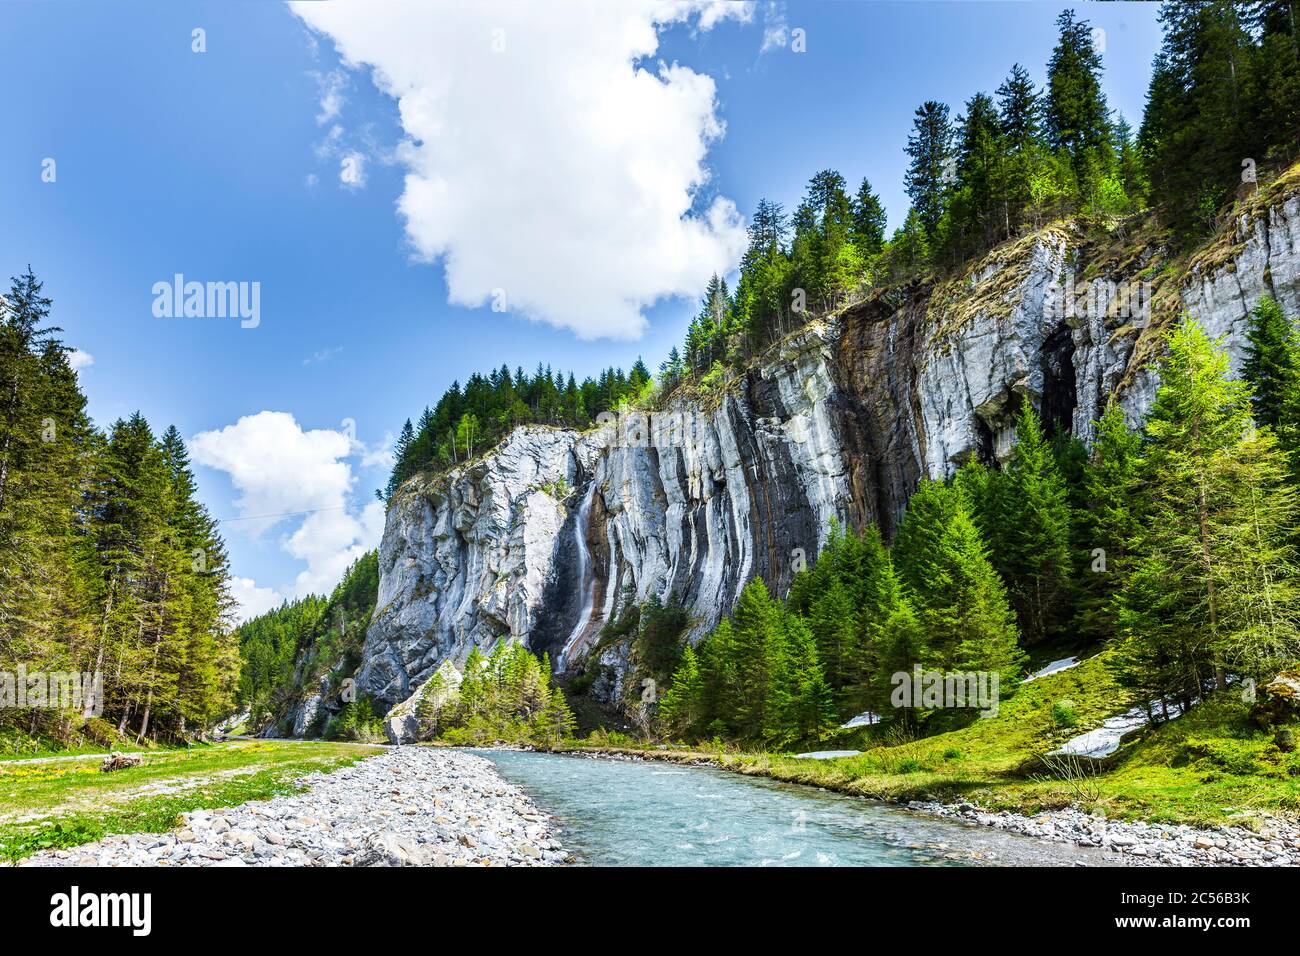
[215,505,349,524]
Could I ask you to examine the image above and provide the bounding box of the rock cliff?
[350,178,1300,714]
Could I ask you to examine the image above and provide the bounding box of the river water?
[475,750,1118,867]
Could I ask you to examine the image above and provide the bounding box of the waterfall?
[556,481,597,670]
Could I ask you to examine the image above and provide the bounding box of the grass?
[0,739,380,861]
[561,651,1300,830]
[0,715,164,759]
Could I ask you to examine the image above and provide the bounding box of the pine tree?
[998,397,1076,644]
[779,613,835,743]
[949,91,1006,254]
[729,578,783,740]
[1242,296,1300,472]
[1140,2,1255,232]
[1075,400,1144,641]
[1045,9,1115,204]
[659,644,704,738]
[904,101,955,240]
[1117,318,1300,704]
[892,478,1024,681]
[997,63,1042,151]
[851,178,887,259]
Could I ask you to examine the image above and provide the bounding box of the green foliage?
[234,550,379,731]
[384,360,652,498]
[892,478,1026,689]
[1243,295,1300,479]
[1051,699,1078,729]
[1116,318,1300,704]
[664,490,1025,746]
[633,593,689,683]
[1075,399,1145,641]
[1140,1,1298,235]
[435,642,576,749]
[965,397,1075,645]
[0,269,237,746]
[905,100,955,241]
[660,579,835,747]
[322,695,384,743]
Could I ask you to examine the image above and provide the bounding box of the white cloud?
[760,2,789,52]
[313,68,348,124]
[339,151,366,188]
[229,576,283,624]
[290,0,751,340]
[284,500,385,596]
[68,349,94,372]
[358,432,395,469]
[190,411,385,605]
[303,346,343,366]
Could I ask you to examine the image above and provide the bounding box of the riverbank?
[552,747,1300,866]
[19,747,567,867]
[0,739,376,861]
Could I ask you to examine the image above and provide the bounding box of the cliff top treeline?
[383,2,1300,500]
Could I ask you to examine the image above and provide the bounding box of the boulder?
[1250,670,1300,728]
[356,830,433,867]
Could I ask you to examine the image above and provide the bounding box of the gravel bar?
[22,747,569,868]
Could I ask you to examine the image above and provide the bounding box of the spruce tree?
[998,397,1076,644]
[1117,318,1300,704]
[1076,400,1144,641]
[892,478,1024,682]
[1045,9,1114,204]
[851,178,887,257]
[1242,295,1300,474]
[904,100,955,240]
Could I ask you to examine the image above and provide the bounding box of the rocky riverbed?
[21,748,569,867]
[910,801,1300,866]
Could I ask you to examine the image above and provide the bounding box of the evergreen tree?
[892,478,1024,682]
[851,178,888,257]
[729,578,784,740]
[904,101,955,240]
[1140,2,1255,231]
[998,397,1076,644]
[1075,400,1144,641]
[949,91,1006,254]
[1045,9,1115,204]
[1117,318,1300,703]
[659,644,704,738]
[997,63,1042,151]
[1243,295,1300,473]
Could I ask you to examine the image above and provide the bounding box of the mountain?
[302,168,1300,727]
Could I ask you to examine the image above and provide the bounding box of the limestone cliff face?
[357,321,855,706]
[349,186,1300,714]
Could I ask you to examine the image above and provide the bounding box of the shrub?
[1051,699,1078,728]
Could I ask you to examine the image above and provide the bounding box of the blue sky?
[0,1,1164,619]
